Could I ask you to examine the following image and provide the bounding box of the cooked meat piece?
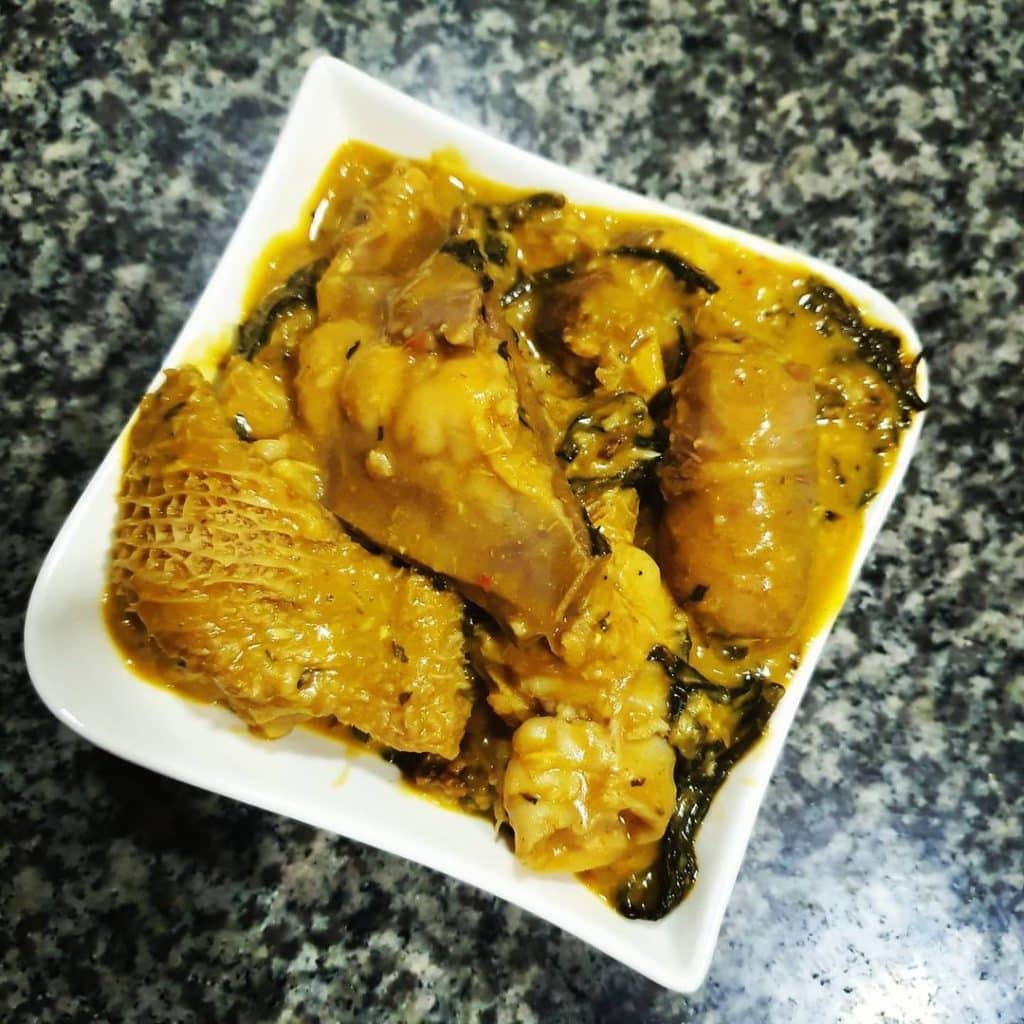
[111,368,472,756]
[659,339,818,638]
[296,285,598,639]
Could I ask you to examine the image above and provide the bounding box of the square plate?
[24,56,926,992]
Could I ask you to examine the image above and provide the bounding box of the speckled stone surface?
[2,1,1022,1020]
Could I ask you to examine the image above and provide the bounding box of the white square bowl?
[24,55,926,992]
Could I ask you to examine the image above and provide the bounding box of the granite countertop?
[2,1,1021,1020]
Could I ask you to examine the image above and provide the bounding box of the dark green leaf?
[798,281,927,423]
[605,245,719,295]
[237,258,328,360]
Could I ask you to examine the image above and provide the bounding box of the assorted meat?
[106,143,923,918]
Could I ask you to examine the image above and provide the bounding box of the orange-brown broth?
[106,140,910,903]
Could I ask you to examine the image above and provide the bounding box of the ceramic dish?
[24,55,926,992]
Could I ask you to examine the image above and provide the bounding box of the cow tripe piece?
[110,367,472,757]
[658,339,818,639]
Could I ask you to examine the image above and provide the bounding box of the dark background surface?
[2,1,1021,1020]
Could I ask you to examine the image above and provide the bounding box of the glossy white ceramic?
[24,55,926,992]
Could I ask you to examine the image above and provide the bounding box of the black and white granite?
[2,1,1022,1020]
